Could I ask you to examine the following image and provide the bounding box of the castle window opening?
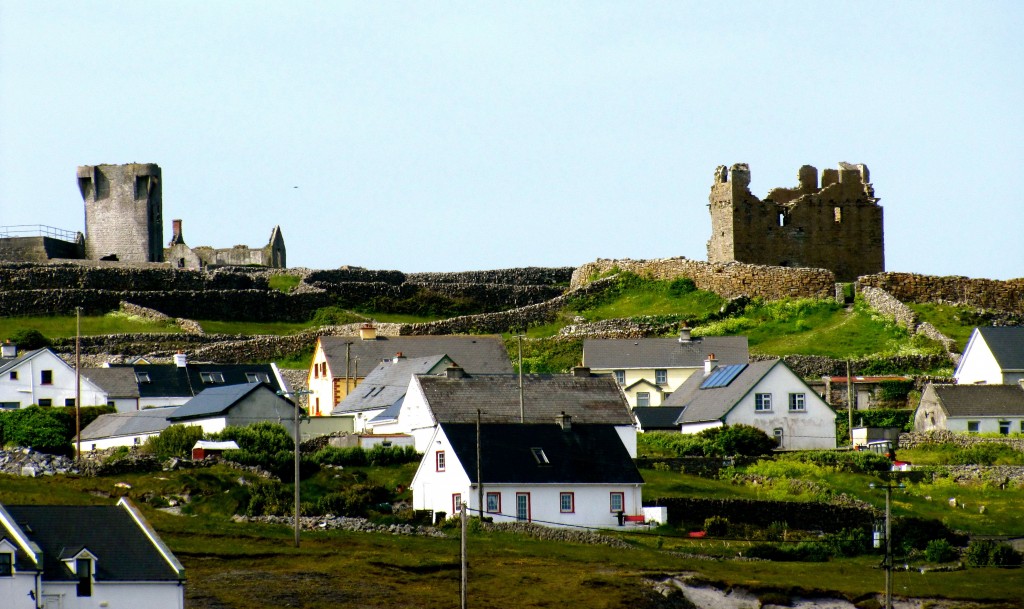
[834,207,842,223]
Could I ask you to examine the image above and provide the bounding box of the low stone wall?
[649,497,874,531]
[900,430,1024,451]
[0,262,265,291]
[858,272,1024,315]
[859,286,918,329]
[407,267,574,286]
[305,268,407,285]
[570,258,836,300]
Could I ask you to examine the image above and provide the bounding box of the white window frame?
[636,392,651,407]
[609,492,624,513]
[486,492,501,514]
[755,393,772,412]
[559,492,574,513]
[655,369,668,385]
[614,370,625,385]
[788,393,806,412]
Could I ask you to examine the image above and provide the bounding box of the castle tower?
[707,162,883,282]
[78,163,163,263]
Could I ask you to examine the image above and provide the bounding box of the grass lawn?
[0,313,181,340]
[197,319,316,336]
[906,302,979,351]
[579,288,724,322]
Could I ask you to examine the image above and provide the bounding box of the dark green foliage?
[851,409,915,432]
[877,380,915,402]
[924,538,959,563]
[312,444,420,467]
[966,540,1022,567]
[309,483,392,517]
[0,406,71,455]
[510,337,583,374]
[821,528,870,558]
[365,288,478,318]
[744,529,868,562]
[144,424,205,459]
[667,277,697,297]
[310,306,364,326]
[246,479,291,516]
[703,515,729,536]
[699,424,778,457]
[213,422,320,481]
[949,443,1021,466]
[7,328,50,350]
[778,450,893,474]
[49,405,116,444]
[637,432,706,457]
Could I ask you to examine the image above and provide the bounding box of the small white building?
[79,406,178,451]
[954,326,1024,386]
[0,346,109,410]
[167,383,298,435]
[0,497,185,609]
[914,383,1024,434]
[411,419,644,528]
[666,358,837,450]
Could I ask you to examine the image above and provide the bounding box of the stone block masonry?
[859,272,1024,315]
[79,163,163,263]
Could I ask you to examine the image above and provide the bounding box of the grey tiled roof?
[82,367,142,398]
[332,354,451,415]
[416,373,634,425]
[3,503,183,582]
[319,335,512,376]
[978,326,1024,371]
[80,407,178,441]
[632,406,686,431]
[931,384,1024,417]
[0,348,47,375]
[441,423,644,485]
[168,383,291,420]
[583,336,749,369]
[666,360,781,423]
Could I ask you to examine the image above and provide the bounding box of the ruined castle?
[0,163,285,269]
[707,162,884,282]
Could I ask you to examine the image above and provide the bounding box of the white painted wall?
[0,350,108,408]
[955,332,1004,385]
[34,581,185,609]
[945,416,1024,435]
[722,364,836,450]
[590,366,697,407]
[82,432,161,452]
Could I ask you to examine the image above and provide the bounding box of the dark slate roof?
[106,363,283,399]
[666,360,781,423]
[332,354,452,415]
[82,367,142,398]
[632,406,686,431]
[3,502,183,582]
[583,336,749,369]
[977,326,1024,371]
[931,384,1024,417]
[319,335,512,376]
[80,407,178,441]
[169,383,292,421]
[416,373,635,425]
[441,423,643,485]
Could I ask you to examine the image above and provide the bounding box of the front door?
[516,492,531,522]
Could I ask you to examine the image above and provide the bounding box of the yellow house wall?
[590,367,699,407]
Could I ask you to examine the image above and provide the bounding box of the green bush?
[143,424,205,459]
[668,277,697,297]
[967,539,1022,567]
[949,443,1022,466]
[778,450,892,474]
[309,483,392,518]
[310,306,363,326]
[703,515,729,536]
[700,424,777,457]
[246,479,291,516]
[313,444,421,467]
[0,406,71,455]
[924,538,959,563]
[7,328,50,350]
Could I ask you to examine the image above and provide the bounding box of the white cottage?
[954,326,1024,386]
[914,383,1024,434]
[0,497,185,609]
[666,358,837,450]
[0,347,109,410]
[411,419,644,527]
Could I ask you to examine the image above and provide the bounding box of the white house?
[395,366,639,457]
[666,358,837,450]
[166,383,298,435]
[79,406,179,451]
[954,326,1024,386]
[583,331,749,407]
[0,346,109,410]
[411,419,644,527]
[914,383,1024,434]
[0,497,185,609]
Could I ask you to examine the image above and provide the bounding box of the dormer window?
[530,447,549,465]
[200,372,225,384]
[136,371,151,383]
[246,372,270,384]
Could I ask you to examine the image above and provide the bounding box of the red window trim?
[435,450,445,472]
[452,493,462,516]
[486,492,501,514]
[516,492,531,522]
[559,491,575,513]
[609,492,625,513]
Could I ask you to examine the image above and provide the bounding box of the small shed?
[192,440,239,460]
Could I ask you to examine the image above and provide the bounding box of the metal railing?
[0,224,80,242]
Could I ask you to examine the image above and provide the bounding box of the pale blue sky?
[1,2,1021,279]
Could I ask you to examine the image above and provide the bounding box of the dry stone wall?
[0,262,264,290]
[859,272,1024,315]
[570,257,836,300]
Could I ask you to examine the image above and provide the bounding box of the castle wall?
[79,163,163,263]
[858,272,1024,315]
[569,257,836,300]
[0,236,84,262]
[708,163,884,282]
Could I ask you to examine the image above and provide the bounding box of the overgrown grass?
[907,302,984,350]
[197,319,315,336]
[0,313,181,340]
[268,274,302,293]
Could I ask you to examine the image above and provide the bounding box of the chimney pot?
[173,352,187,368]
[679,328,692,343]
[556,411,572,431]
[704,353,718,376]
[1,340,16,359]
[359,323,377,340]
[571,366,590,377]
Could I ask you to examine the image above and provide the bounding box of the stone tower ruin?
[78,163,163,263]
[707,162,884,282]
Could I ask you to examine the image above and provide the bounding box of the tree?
[0,406,71,455]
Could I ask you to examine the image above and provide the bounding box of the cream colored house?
[583,331,748,407]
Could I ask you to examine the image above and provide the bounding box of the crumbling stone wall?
[570,257,836,300]
[0,262,265,291]
[858,272,1024,315]
[407,267,574,285]
[707,163,884,282]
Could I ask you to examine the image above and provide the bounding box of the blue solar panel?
[700,364,747,389]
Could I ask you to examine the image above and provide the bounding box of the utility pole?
[344,341,352,398]
[278,388,312,548]
[476,409,483,516]
[460,501,468,609]
[515,334,525,423]
[75,307,82,461]
[870,480,904,609]
[846,360,854,444]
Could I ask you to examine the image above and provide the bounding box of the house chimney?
[679,328,692,343]
[704,353,718,376]
[168,219,185,245]
[1,340,15,359]
[556,411,572,431]
[571,366,590,377]
[393,352,405,363]
[173,352,187,368]
[359,323,377,341]
[445,366,465,379]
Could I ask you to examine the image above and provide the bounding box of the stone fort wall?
[859,272,1024,315]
